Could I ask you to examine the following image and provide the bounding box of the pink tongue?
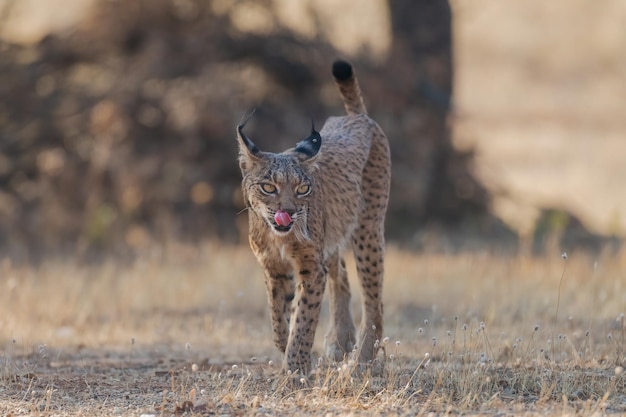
[274,210,292,226]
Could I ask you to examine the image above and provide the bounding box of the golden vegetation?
[1,244,625,415]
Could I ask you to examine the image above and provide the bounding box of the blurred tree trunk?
[381,0,488,237]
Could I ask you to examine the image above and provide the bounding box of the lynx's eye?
[296,184,311,196]
[260,183,277,195]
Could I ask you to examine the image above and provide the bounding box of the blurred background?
[0,0,624,262]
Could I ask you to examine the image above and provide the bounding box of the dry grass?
[1,243,625,416]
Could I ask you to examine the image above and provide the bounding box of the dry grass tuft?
[1,243,626,416]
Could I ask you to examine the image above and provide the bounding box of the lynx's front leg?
[284,254,327,375]
[263,268,295,353]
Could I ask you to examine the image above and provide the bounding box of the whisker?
[236,207,251,216]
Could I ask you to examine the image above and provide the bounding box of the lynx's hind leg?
[352,124,390,363]
[324,251,356,361]
[352,225,384,363]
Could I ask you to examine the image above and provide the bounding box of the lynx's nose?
[274,210,293,226]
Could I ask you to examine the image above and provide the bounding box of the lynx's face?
[236,114,321,239]
[243,156,315,237]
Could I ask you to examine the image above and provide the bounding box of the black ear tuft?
[295,121,321,158]
[237,110,260,155]
[332,60,353,82]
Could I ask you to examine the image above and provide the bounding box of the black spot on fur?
[274,274,292,281]
[332,60,353,81]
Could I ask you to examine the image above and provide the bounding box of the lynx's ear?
[236,110,262,170]
[294,119,321,161]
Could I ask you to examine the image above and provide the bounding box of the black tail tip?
[332,60,353,81]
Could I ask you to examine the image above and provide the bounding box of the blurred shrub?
[0,0,488,261]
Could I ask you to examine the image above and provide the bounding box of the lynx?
[236,60,391,374]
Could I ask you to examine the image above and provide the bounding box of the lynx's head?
[236,113,321,239]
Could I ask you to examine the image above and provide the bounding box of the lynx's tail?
[332,60,367,116]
